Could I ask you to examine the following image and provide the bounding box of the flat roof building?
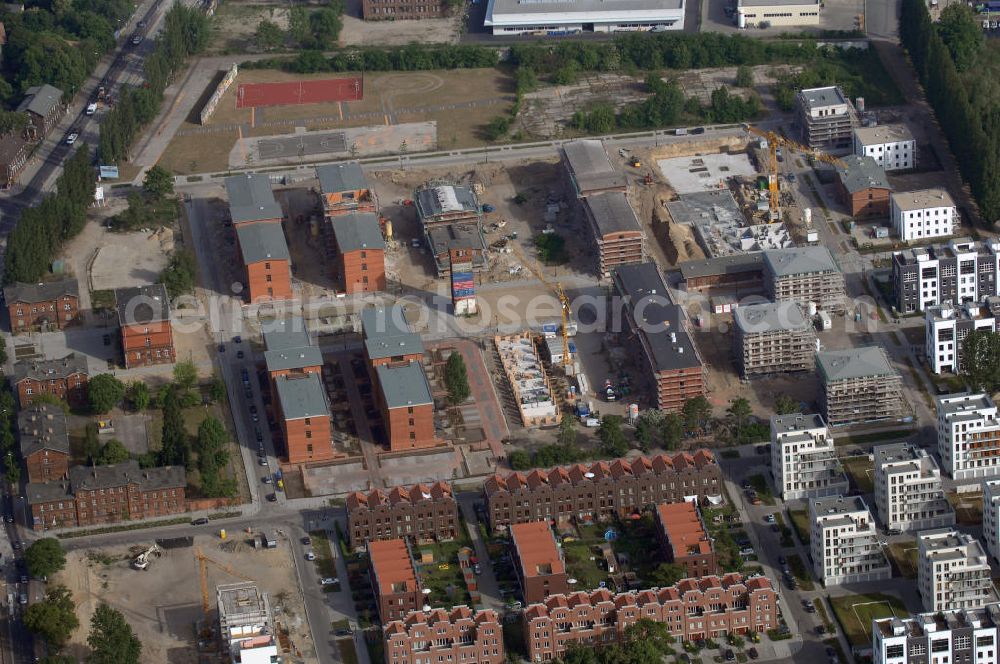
[510,521,569,604]
[561,140,628,198]
[316,162,376,218]
[892,188,958,243]
[485,0,684,35]
[678,252,765,290]
[328,211,386,294]
[926,302,996,375]
[937,392,1000,481]
[655,501,717,578]
[763,246,846,313]
[737,0,820,29]
[796,86,859,151]
[414,183,481,229]
[984,479,1000,562]
[873,443,954,533]
[873,605,1000,664]
[892,238,1000,314]
[854,123,916,172]
[582,192,645,278]
[770,413,847,500]
[376,361,437,451]
[817,346,905,426]
[810,495,891,585]
[236,222,292,302]
[274,373,333,464]
[918,529,995,612]
[494,333,558,427]
[217,582,278,664]
[733,300,816,378]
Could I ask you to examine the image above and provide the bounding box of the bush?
[533,234,568,264]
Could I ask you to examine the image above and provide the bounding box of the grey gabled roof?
[225,173,283,223]
[816,346,897,383]
[18,403,69,458]
[376,362,433,409]
[331,212,385,253]
[265,346,323,373]
[362,305,425,360]
[13,353,88,384]
[69,460,186,493]
[414,184,479,220]
[3,278,79,305]
[263,316,310,351]
[584,192,642,237]
[16,84,62,118]
[733,300,810,334]
[237,222,290,265]
[316,162,368,194]
[562,140,628,194]
[25,481,73,505]
[275,373,328,420]
[836,155,891,194]
[115,284,170,325]
[763,246,838,278]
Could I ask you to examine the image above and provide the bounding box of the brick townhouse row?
[12,353,88,409]
[346,481,457,550]
[383,607,503,664]
[483,451,722,530]
[522,575,778,662]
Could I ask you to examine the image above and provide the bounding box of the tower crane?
[743,124,846,220]
[509,241,573,372]
[193,546,256,617]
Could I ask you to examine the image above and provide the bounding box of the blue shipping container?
[453,289,475,298]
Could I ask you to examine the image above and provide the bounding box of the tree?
[735,64,754,88]
[961,330,1000,393]
[141,165,173,199]
[936,4,984,72]
[774,394,798,415]
[727,397,753,442]
[23,585,78,649]
[508,450,531,470]
[444,352,470,405]
[24,538,66,578]
[173,360,198,391]
[634,410,662,450]
[127,381,149,411]
[87,603,142,664]
[208,376,226,403]
[659,412,684,450]
[647,562,687,588]
[160,250,197,298]
[158,385,189,468]
[82,422,101,464]
[88,374,125,413]
[254,19,284,51]
[309,7,343,49]
[681,396,712,433]
[557,413,577,447]
[96,439,130,465]
[534,233,567,264]
[598,415,628,457]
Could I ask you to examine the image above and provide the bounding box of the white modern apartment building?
[892,189,958,242]
[892,238,1000,314]
[937,392,1000,481]
[810,495,891,586]
[770,413,848,500]
[873,606,1000,664]
[853,124,916,172]
[984,480,1000,562]
[736,0,820,29]
[217,582,279,664]
[925,302,997,374]
[873,443,954,534]
[917,529,995,613]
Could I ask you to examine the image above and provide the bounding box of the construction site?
[55,534,317,663]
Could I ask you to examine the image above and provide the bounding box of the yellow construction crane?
[194,546,257,618]
[743,124,846,220]
[509,241,572,371]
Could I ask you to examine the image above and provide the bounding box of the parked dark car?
[724,650,735,662]
[747,648,759,660]
[191,517,209,526]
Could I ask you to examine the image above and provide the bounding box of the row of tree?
[0,383,18,485]
[900,0,1000,223]
[99,4,209,164]
[4,145,95,284]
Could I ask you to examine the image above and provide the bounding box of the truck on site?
[817,311,832,331]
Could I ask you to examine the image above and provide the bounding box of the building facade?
[329,211,386,294]
[583,192,645,279]
[655,501,717,578]
[4,279,80,333]
[770,413,848,501]
[12,353,88,408]
[363,0,446,20]
[763,247,845,313]
[733,301,816,378]
[561,140,629,199]
[873,606,1000,664]
[892,189,958,243]
[274,373,333,464]
[511,521,570,604]
[236,222,293,302]
[613,262,706,412]
[346,481,458,550]
[225,173,283,226]
[17,84,64,140]
[854,124,916,172]
[810,495,891,586]
[873,443,954,533]
[0,132,30,189]
[737,0,820,28]
[796,86,859,151]
[484,451,722,531]
[485,0,684,35]
[384,607,503,664]
[925,302,996,374]
[817,346,905,426]
[835,154,893,218]
[523,575,778,662]
[316,162,377,218]
[116,284,174,369]
[985,479,1000,562]
[25,460,186,531]
[376,362,436,451]
[937,392,1000,481]
[362,305,425,371]
[18,403,69,483]
[891,238,1000,314]
[918,529,994,613]
[369,538,423,623]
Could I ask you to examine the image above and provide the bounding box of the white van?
[86,103,98,115]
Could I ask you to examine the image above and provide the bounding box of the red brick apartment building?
[329,212,386,294]
[376,362,436,451]
[0,133,30,189]
[316,162,377,218]
[612,262,705,412]
[236,222,293,302]
[116,284,174,369]
[362,305,425,371]
[346,481,457,550]
[225,173,284,226]
[522,575,778,661]
[383,607,504,664]
[511,521,570,604]
[26,460,186,530]
[369,538,423,623]
[17,84,64,140]
[835,155,892,218]
[262,316,323,384]
[18,403,69,483]
[12,353,88,408]
[4,279,80,334]
[483,451,722,531]
[583,192,645,279]
[274,373,333,464]
[655,502,718,578]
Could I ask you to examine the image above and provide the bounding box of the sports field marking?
[235,76,364,109]
[850,600,897,641]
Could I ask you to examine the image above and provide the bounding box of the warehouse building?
[873,443,954,533]
[737,0,820,28]
[678,253,765,290]
[817,346,905,426]
[770,412,847,500]
[733,300,816,378]
[484,0,684,36]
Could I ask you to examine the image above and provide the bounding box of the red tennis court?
[235,76,363,109]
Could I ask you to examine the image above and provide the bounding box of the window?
[265,262,271,270]
[885,644,905,658]
[931,639,949,653]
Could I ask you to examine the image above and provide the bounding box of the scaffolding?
[495,333,558,427]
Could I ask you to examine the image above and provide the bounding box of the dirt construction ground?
[57,536,316,662]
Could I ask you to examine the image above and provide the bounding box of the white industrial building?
[925,302,997,374]
[853,124,916,172]
[770,413,847,500]
[917,529,995,613]
[217,582,279,664]
[892,189,958,242]
[937,392,1000,481]
[983,479,1000,562]
[810,494,891,586]
[873,606,1000,664]
[873,442,954,534]
[737,0,820,28]
[484,0,684,35]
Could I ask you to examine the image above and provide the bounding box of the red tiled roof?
[511,521,565,578]
[368,539,418,595]
[656,501,713,557]
[348,481,453,510]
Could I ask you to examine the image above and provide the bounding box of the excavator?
[132,543,162,570]
[743,124,845,221]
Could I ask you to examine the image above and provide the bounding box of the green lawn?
[747,474,775,506]
[830,593,908,648]
[337,639,359,664]
[309,530,338,581]
[788,509,811,544]
[786,553,814,591]
[886,541,918,579]
[563,540,608,590]
[842,456,875,494]
[419,532,475,607]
